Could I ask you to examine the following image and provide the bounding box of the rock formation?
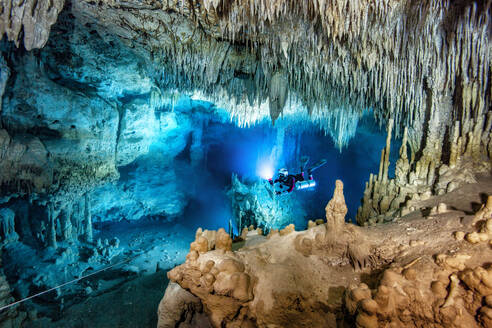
[157,282,212,328]
[357,111,491,225]
[0,208,18,245]
[0,0,490,325]
[1,0,489,215]
[0,0,64,50]
[161,180,492,327]
[227,174,307,232]
[0,250,28,328]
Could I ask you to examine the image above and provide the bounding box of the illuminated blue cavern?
[0,14,397,324]
[0,0,489,326]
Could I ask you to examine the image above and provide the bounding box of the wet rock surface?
[0,0,490,327]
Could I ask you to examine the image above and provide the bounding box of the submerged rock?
[227,174,307,232]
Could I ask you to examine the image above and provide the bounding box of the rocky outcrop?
[2,52,119,195]
[0,9,168,196]
[0,208,18,245]
[227,174,307,232]
[161,180,492,327]
[157,282,212,328]
[0,0,64,50]
[0,129,53,196]
[357,113,492,225]
[0,251,27,328]
[0,55,9,113]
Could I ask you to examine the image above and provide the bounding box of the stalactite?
[73,0,465,150]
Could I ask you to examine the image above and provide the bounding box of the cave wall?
[0,8,184,266]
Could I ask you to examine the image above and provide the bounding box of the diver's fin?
[308,159,327,172]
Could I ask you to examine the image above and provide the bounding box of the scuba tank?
[295,180,316,190]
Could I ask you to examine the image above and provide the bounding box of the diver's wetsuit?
[268,171,313,195]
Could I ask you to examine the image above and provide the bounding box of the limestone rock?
[0,0,64,50]
[325,180,347,232]
[0,208,18,245]
[157,282,211,328]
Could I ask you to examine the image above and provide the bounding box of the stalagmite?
[59,204,73,242]
[84,193,93,243]
[381,119,394,184]
[395,127,409,185]
[325,180,347,232]
[47,203,57,249]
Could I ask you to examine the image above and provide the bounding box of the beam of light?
[257,159,274,180]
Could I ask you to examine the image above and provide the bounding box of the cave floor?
[15,220,194,328]
[27,272,169,328]
[17,175,492,327]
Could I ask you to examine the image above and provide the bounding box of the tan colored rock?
[202,260,215,273]
[162,179,492,328]
[294,235,313,257]
[360,299,379,315]
[479,306,492,327]
[186,250,199,263]
[195,227,203,239]
[431,281,448,299]
[215,228,232,251]
[454,231,465,241]
[486,295,492,307]
[442,274,460,308]
[325,180,347,232]
[201,230,217,250]
[279,224,295,236]
[482,218,492,234]
[266,229,279,239]
[472,196,492,226]
[355,312,378,328]
[157,282,205,328]
[307,220,317,229]
[466,232,481,244]
[345,284,371,315]
[190,236,209,254]
[459,266,492,296]
[0,0,64,50]
[437,203,448,214]
[240,227,249,240]
[402,268,417,280]
[435,253,471,271]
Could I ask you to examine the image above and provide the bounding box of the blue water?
[180,113,400,227]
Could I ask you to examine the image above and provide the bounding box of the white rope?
[0,255,138,312]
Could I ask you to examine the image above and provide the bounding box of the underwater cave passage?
[1,0,490,326]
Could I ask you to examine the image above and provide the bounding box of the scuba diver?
[268,157,327,195]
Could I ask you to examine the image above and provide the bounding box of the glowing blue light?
[257,160,274,180]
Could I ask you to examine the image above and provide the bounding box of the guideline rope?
[0,254,139,312]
